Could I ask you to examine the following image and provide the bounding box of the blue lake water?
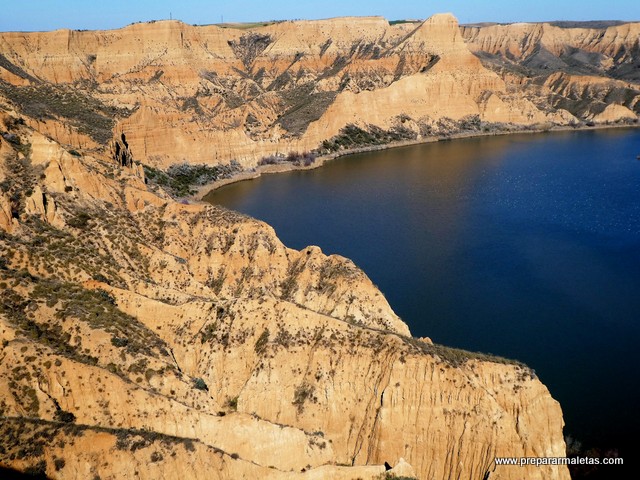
[205,128,640,456]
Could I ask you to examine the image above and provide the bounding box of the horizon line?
[1,14,638,34]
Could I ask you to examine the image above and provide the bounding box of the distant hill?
[0,13,637,171]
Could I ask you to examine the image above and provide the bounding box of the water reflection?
[206,128,640,454]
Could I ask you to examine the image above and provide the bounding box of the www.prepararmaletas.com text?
[494,456,623,467]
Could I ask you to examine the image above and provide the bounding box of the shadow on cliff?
[0,466,50,480]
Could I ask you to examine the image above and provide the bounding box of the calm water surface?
[206,129,640,454]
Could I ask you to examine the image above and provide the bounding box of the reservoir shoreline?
[206,127,640,457]
[196,122,639,201]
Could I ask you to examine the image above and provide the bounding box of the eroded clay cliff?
[0,98,571,478]
[0,14,637,172]
[461,21,640,123]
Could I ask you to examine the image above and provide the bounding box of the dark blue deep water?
[205,128,640,456]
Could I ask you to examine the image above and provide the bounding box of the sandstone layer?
[0,101,571,478]
[0,14,637,173]
[461,21,640,125]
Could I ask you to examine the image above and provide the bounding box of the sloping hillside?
[0,14,636,172]
[0,91,570,479]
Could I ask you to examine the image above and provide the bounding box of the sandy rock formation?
[7,12,638,480]
[23,184,64,228]
[461,21,640,125]
[1,15,636,480]
[2,14,636,173]
[461,21,640,79]
[0,192,16,233]
[0,111,571,479]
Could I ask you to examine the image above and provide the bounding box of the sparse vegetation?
[276,85,338,135]
[143,161,241,197]
[150,451,163,462]
[33,279,169,357]
[258,151,316,167]
[54,457,66,471]
[200,322,217,343]
[15,213,127,287]
[0,82,131,144]
[205,268,227,295]
[225,396,238,411]
[292,383,316,413]
[228,33,273,71]
[254,329,270,354]
[95,288,116,305]
[66,211,92,229]
[0,416,212,467]
[389,19,421,25]
[1,153,36,220]
[280,259,305,299]
[381,475,418,480]
[215,21,281,30]
[319,123,417,153]
[401,335,534,373]
[54,409,76,424]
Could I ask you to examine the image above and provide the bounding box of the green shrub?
[292,383,315,412]
[254,329,269,354]
[96,288,116,305]
[193,377,208,391]
[67,212,91,229]
[143,161,241,197]
[54,458,66,471]
[111,336,129,347]
[54,409,76,423]
[200,322,217,343]
[225,396,238,411]
[319,123,417,153]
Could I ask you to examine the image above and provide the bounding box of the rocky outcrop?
[461,21,640,125]
[23,184,64,228]
[542,72,640,119]
[0,191,16,233]
[461,21,640,81]
[0,112,570,479]
[112,132,134,168]
[2,14,636,172]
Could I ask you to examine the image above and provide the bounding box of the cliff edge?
[0,98,570,478]
[0,14,637,172]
